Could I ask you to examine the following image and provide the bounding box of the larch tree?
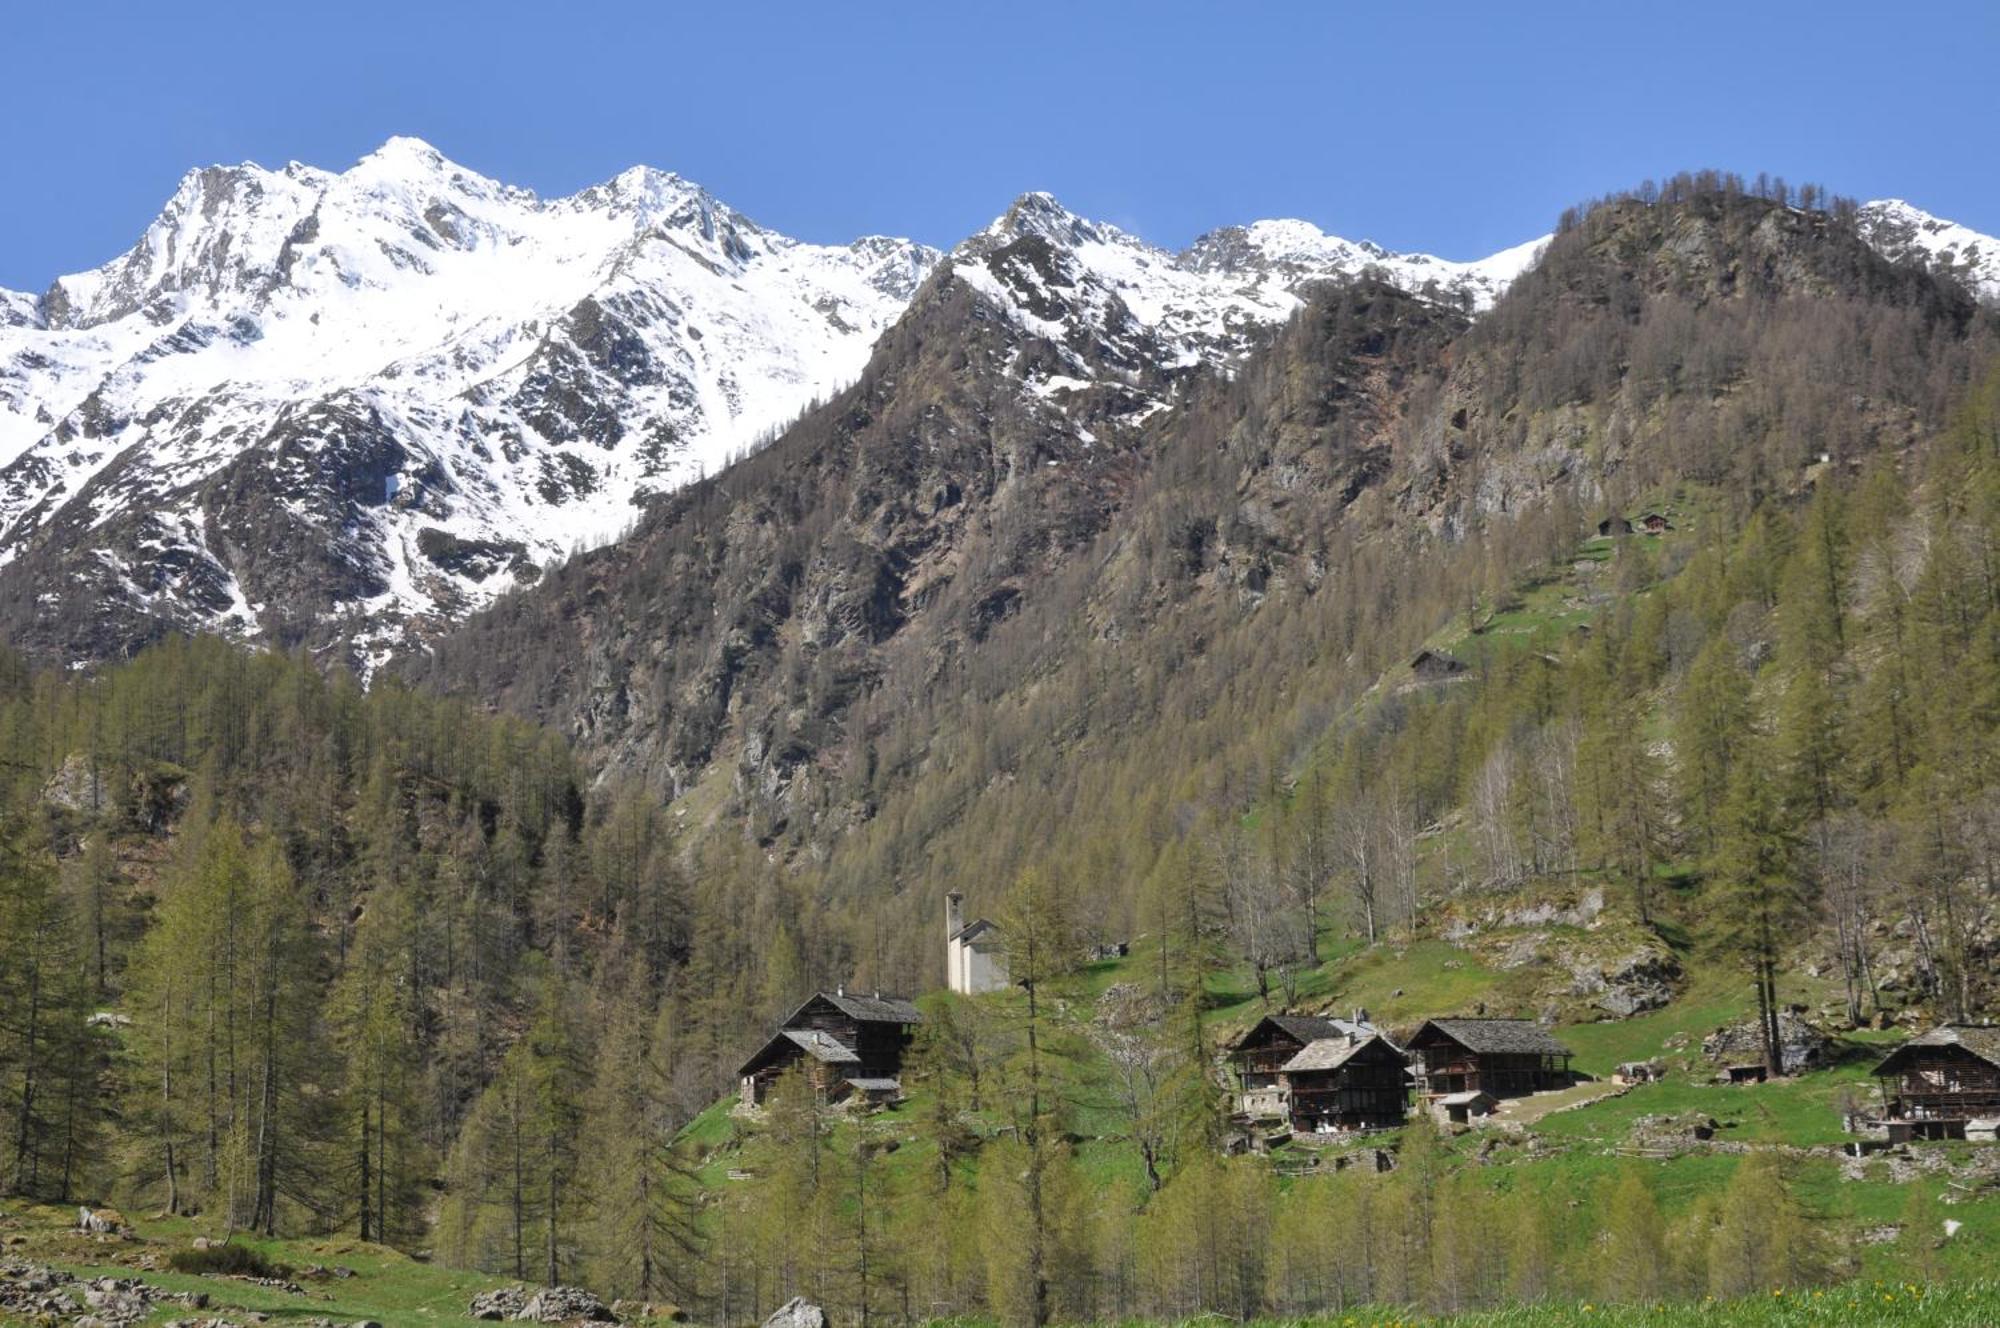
[1714,738,1811,1078]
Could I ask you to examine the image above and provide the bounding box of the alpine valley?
[5,138,2000,1328]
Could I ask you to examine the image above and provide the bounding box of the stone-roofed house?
[1228,1011,1383,1121]
[737,989,923,1108]
[1407,1017,1574,1102]
[1871,1025,2000,1141]
[1279,1030,1410,1133]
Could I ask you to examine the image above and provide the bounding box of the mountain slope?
[421,181,1995,920]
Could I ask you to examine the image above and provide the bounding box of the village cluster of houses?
[1226,1012,1575,1134]
[730,896,2000,1146]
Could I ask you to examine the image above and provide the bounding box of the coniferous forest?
[1,178,1999,1326]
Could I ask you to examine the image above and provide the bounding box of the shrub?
[166,1241,291,1278]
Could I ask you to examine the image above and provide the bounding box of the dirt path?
[1495,1079,1630,1125]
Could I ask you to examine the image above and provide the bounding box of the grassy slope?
[676,926,2000,1285]
[1,1201,531,1326]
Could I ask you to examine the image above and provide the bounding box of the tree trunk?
[358,1098,372,1242]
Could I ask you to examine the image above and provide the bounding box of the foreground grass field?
[8,1186,1998,1328]
[1333,1279,2000,1327]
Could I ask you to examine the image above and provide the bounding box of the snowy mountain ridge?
[1856,198,2000,302]
[0,138,941,668]
[0,139,1993,672]
[944,192,1547,433]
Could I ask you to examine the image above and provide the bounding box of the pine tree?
[1707,1155,1827,1297]
[1599,1168,1667,1302]
[524,972,590,1286]
[331,883,430,1246]
[1713,740,1810,1077]
[1676,636,1751,853]
[579,968,704,1305]
[0,812,99,1200]
[994,866,1081,1328]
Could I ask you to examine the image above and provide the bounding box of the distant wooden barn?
[1637,511,1674,534]
[1597,515,1634,537]
[737,990,923,1108]
[1871,1025,2000,1141]
[1408,1017,1574,1102]
[1410,649,1468,683]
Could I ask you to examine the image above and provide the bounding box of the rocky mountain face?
[418,184,1995,835]
[0,141,1566,673]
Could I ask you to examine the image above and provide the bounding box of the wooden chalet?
[737,989,923,1108]
[1279,1032,1409,1133]
[1408,1018,1573,1101]
[1409,649,1468,683]
[1229,1013,1363,1119]
[1871,1025,2000,1141]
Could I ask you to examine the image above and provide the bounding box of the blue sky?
[4,1,1997,291]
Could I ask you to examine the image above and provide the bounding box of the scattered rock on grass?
[519,1285,617,1322]
[763,1296,827,1328]
[470,1285,530,1319]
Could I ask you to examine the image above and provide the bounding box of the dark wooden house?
[737,990,923,1107]
[1409,649,1468,684]
[1228,1013,1371,1120]
[1597,515,1634,537]
[1871,1025,2000,1141]
[1637,511,1674,534]
[1280,1032,1410,1133]
[1408,1018,1573,1101]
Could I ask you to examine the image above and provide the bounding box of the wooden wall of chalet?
[1879,1046,2000,1121]
[1417,1049,1569,1098]
[1286,1052,1407,1130]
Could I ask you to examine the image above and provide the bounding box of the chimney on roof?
[837,983,846,998]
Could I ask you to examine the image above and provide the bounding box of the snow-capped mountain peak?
[0,137,944,671]
[1856,199,2000,302]
[946,194,1549,431]
[1180,218,1545,312]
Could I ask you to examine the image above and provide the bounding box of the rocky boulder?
[519,1286,616,1322]
[763,1298,827,1328]
[76,1205,126,1235]
[1439,886,1607,940]
[1571,947,1680,1017]
[470,1286,530,1320]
